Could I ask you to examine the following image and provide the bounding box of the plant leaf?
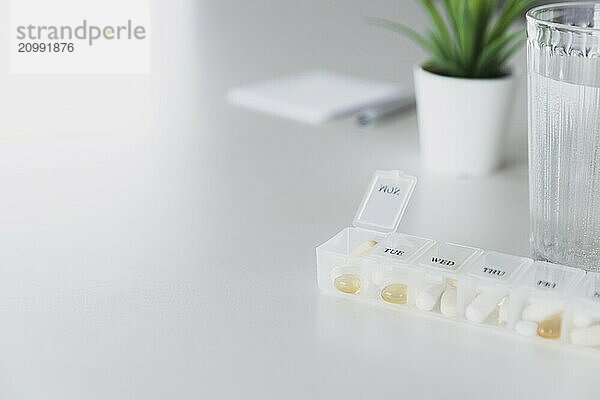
[367,0,532,78]
[476,29,524,76]
[494,32,526,68]
[418,0,452,46]
[365,17,432,52]
[488,0,534,43]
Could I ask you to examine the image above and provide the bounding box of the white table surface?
[0,1,598,399]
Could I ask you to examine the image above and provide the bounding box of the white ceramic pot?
[414,66,518,177]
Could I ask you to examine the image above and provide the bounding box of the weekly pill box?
[316,170,597,353]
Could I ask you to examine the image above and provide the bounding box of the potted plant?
[369,0,533,177]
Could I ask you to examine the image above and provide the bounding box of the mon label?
[377,185,403,196]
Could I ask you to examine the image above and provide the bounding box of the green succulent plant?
[368,0,534,79]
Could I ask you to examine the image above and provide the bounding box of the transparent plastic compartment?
[457,251,532,328]
[409,242,483,319]
[316,170,418,300]
[316,227,386,297]
[510,261,585,342]
[565,273,600,350]
[363,233,435,307]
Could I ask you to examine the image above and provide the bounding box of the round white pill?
[466,304,485,323]
[515,320,538,336]
[415,283,444,311]
[572,311,594,329]
[521,302,563,322]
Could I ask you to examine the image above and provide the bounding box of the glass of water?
[527,3,600,272]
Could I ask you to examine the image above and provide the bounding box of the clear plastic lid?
[516,261,585,295]
[353,170,417,233]
[414,242,483,273]
[464,251,532,284]
[574,272,600,304]
[369,233,435,263]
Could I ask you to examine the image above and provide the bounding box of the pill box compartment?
[409,242,483,319]
[510,261,585,342]
[564,272,600,349]
[316,170,418,300]
[363,233,435,307]
[457,251,532,328]
[317,227,386,297]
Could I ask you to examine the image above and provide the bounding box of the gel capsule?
[381,283,408,305]
[537,314,562,339]
[334,274,361,294]
[570,324,600,347]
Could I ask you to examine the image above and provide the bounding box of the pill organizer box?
[316,170,596,352]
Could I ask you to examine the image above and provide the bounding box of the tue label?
[382,247,405,256]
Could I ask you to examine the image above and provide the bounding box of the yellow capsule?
[334,274,361,294]
[381,283,408,305]
[537,313,562,339]
[447,278,458,288]
[350,240,378,257]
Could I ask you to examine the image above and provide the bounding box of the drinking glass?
[527,3,600,272]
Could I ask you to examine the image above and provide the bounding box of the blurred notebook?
[227,70,409,125]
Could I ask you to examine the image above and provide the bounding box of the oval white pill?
[465,288,507,324]
[521,302,563,322]
[465,305,484,323]
[515,320,538,336]
[498,301,509,323]
[415,283,444,311]
[572,311,594,329]
[570,324,600,347]
[440,287,457,318]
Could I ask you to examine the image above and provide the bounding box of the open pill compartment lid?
[352,170,417,233]
[516,261,586,296]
